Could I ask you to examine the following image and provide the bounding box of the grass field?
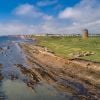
[34,36,100,62]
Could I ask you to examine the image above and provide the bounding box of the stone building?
[82,29,89,39]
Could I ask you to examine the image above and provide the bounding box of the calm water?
[0,36,73,100]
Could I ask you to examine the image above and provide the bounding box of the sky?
[0,0,100,35]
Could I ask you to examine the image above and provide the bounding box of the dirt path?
[19,43,100,100]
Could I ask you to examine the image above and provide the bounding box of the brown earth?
[19,43,100,100]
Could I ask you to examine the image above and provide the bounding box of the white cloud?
[42,15,53,20]
[59,0,100,23]
[59,7,80,19]
[37,0,58,7]
[58,0,100,33]
[0,21,58,35]
[14,4,35,15]
[0,0,100,35]
[58,20,100,34]
[14,4,53,20]
[0,22,38,35]
[0,19,100,36]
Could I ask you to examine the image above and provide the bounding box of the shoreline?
[19,42,100,99]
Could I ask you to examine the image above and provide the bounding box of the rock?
[0,73,3,80]
[7,46,10,49]
[69,51,95,58]
[44,47,54,54]
[0,47,3,52]
[0,64,3,68]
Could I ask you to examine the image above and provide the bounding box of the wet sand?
[19,43,100,100]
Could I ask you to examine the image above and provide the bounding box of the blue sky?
[0,0,79,13]
[0,0,100,35]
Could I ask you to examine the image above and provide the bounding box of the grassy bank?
[33,36,100,62]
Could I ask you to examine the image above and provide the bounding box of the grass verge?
[32,36,100,62]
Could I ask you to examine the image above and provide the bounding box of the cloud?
[59,7,80,19]
[37,0,58,7]
[0,19,100,36]
[0,21,58,35]
[58,0,100,33]
[13,4,53,20]
[0,22,38,35]
[59,0,100,23]
[0,0,100,35]
[14,4,35,15]
[58,20,100,34]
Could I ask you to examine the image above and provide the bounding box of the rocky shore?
[19,43,100,100]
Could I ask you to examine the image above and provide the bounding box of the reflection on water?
[2,79,35,100]
[2,80,69,100]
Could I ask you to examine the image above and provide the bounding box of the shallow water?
[0,36,74,100]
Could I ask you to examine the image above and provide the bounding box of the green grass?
[34,36,100,62]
